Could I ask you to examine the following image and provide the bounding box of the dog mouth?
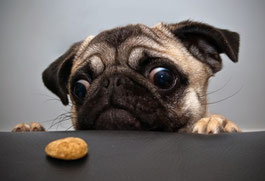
[94,108,142,130]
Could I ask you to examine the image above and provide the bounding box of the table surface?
[0,131,265,181]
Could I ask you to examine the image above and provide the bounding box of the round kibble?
[45,137,88,160]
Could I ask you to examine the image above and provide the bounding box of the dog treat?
[45,137,88,160]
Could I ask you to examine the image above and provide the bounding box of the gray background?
[0,0,264,132]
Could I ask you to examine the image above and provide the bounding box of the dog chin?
[75,105,184,131]
[93,108,143,130]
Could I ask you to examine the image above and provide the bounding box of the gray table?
[0,131,265,181]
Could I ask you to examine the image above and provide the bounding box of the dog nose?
[103,75,127,89]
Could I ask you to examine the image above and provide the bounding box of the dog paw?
[12,122,45,132]
[192,115,241,134]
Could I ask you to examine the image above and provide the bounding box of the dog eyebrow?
[70,54,105,82]
[117,35,163,65]
[72,42,115,75]
[127,46,167,70]
[87,55,105,75]
[73,54,105,79]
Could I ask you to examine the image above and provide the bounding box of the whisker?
[48,116,71,130]
[43,112,70,123]
[207,78,232,95]
[35,93,58,99]
[199,78,232,98]
[36,93,76,107]
[46,112,73,130]
[43,98,61,104]
[47,114,78,131]
[66,125,74,131]
[204,86,243,105]
[56,119,60,131]
[35,93,78,131]
[37,93,63,103]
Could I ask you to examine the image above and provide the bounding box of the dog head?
[42,20,239,131]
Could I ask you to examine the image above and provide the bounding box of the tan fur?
[29,122,45,131]
[76,35,95,57]
[71,105,78,130]
[12,123,30,132]
[12,122,45,132]
[192,115,241,134]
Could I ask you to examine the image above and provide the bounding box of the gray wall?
[0,0,264,131]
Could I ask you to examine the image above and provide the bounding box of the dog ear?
[164,20,240,73]
[42,41,82,105]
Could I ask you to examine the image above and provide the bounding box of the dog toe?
[12,122,45,132]
[192,117,209,134]
[192,115,240,134]
[29,122,45,132]
[224,120,241,133]
[206,115,226,134]
[12,123,30,132]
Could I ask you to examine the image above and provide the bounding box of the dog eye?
[149,67,175,89]
[73,80,90,99]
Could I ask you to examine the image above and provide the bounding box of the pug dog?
[12,20,241,134]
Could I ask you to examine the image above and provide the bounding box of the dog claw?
[29,122,45,131]
[12,123,30,132]
[192,115,241,134]
[12,122,45,132]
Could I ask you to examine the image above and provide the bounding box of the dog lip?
[94,105,139,122]
[94,107,142,129]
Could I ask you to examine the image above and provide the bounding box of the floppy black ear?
[42,42,81,105]
[165,20,240,73]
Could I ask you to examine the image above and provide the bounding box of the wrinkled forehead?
[71,24,186,76]
[89,24,160,48]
